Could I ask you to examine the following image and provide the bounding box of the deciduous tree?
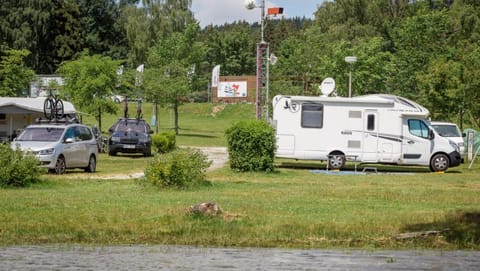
[0,49,35,97]
[58,53,121,131]
[144,23,204,135]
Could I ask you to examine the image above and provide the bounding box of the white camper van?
[430,121,465,161]
[272,94,462,172]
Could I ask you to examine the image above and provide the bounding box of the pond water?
[1,246,479,271]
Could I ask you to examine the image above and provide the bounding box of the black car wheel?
[84,155,96,173]
[52,155,66,174]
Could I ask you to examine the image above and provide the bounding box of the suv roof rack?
[35,116,80,124]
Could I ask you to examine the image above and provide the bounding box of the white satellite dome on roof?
[320,77,335,96]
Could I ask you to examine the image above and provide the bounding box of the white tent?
[0,97,76,141]
[0,97,75,114]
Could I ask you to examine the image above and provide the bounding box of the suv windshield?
[113,120,148,133]
[16,127,64,142]
[432,124,461,137]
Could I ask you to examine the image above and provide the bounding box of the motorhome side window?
[367,114,375,131]
[301,103,323,128]
[408,119,429,139]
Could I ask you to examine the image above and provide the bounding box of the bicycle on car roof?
[43,89,64,120]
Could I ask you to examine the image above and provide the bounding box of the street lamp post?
[246,1,282,120]
[256,42,267,120]
[345,56,357,98]
[246,0,266,119]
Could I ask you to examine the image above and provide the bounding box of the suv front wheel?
[50,155,66,174]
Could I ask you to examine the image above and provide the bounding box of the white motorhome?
[272,94,462,172]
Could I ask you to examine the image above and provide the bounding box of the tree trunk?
[174,101,179,135]
[98,108,102,132]
[155,102,159,134]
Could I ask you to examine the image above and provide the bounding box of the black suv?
[107,118,153,156]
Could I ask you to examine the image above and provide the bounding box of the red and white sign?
[218,81,247,98]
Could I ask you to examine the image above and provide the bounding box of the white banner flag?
[211,65,220,87]
[135,64,144,86]
[116,65,124,75]
[136,64,144,73]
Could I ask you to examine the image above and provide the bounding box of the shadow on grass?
[277,161,432,173]
[177,133,217,139]
[110,153,148,159]
[401,210,480,246]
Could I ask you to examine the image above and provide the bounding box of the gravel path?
[92,147,228,180]
[199,146,228,171]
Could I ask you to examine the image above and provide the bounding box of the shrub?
[225,119,275,172]
[0,143,42,187]
[151,131,176,153]
[143,148,212,188]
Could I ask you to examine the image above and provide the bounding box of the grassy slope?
[81,102,256,146]
[1,102,480,249]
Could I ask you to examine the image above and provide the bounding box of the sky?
[191,0,328,28]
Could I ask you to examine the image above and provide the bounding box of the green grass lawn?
[1,102,480,249]
[1,161,479,248]
[81,102,256,147]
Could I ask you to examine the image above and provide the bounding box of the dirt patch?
[211,105,226,116]
[198,147,228,171]
[70,147,228,180]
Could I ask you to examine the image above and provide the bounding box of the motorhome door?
[402,119,431,165]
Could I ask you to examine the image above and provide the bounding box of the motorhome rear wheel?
[328,154,345,169]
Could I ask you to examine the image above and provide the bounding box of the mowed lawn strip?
[1,162,479,249]
[2,102,479,249]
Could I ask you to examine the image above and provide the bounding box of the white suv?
[11,123,98,174]
[430,121,465,161]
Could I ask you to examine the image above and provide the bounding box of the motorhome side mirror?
[429,129,435,140]
[462,132,466,137]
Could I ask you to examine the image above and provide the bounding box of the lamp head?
[345,56,357,64]
[245,0,256,10]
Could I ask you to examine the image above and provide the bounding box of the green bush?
[151,131,176,153]
[0,143,42,187]
[225,119,276,172]
[143,148,212,188]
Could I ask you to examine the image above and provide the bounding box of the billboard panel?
[217,81,247,98]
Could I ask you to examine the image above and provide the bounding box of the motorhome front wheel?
[430,153,449,172]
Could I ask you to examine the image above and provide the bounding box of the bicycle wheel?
[136,108,142,120]
[55,99,64,119]
[136,100,142,119]
[43,98,55,120]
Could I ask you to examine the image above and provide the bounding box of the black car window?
[115,121,147,133]
[78,126,93,141]
[64,127,76,141]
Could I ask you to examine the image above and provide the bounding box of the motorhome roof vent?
[320,77,335,97]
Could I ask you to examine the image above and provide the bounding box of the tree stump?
[187,202,222,216]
